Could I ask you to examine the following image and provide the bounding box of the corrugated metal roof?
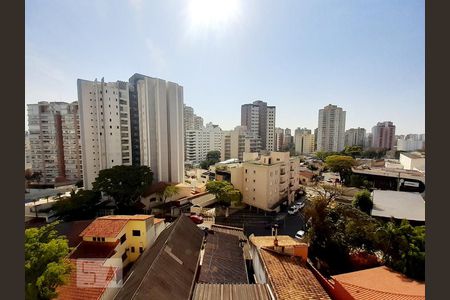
[199,231,248,284]
[193,284,272,300]
[113,215,204,300]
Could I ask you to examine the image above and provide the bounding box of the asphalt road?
[243,209,306,238]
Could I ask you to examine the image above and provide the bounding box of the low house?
[249,235,330,300]
[371,190,425,223]
[113,214,204,300]
[400,152,425,172]
[299,169,315,185]
[56,215,165,300]
[331,266,425,300]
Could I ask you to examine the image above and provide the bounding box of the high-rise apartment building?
[274,127,284,151]
[130,74,184,183]
[185,123,223,165]
[230,152,300,212]
[77,78,132,189]
[294,128,315,155]
[27,101,82,183]
[317,104,346,152]
[283,128,293,146]
[371,121,396,150]
[241,100,275,151]
[183,105,195,131]
[194,115,204,130]
[221,126,261,161]
[344,127,366,148]
[25,131,32,170]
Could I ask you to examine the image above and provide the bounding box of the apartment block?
[344,127,366,148]
[77,78,132,189]
[130,74,184,183]
[396,138,425,151]
[371,121,396,150]
[231,152,300,212]
[221,126,261,161]
[25,132,32,170]
[294,128,315,155]
[317,104,346,152]
[274,127,284,151]
[283,128,293,146]
[27,101,82,183]
[186,122,223,165]
[241,100,276,151]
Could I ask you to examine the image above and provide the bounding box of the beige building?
[231,152,300,212]
[77,78,132,189]
[317,104,346,152]
[221,126,261,161]
[241,100,276,151]
[294,128,315,155]
[27,101,82,183]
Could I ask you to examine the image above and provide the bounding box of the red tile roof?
[332,266,425,300]
[99,214,152,221]
[56,259,117,300]
[80,219,128,238]
[260,249,331,300]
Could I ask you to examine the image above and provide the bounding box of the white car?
[295,230,305,239]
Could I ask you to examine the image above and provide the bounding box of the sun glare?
[187,0,240,33]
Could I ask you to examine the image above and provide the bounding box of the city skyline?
[26,0,424,135]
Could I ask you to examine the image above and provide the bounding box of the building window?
[139,247,144,253]
[132,230,141,236]
[121,252,128,262]
[245,169,248,174]
[120,234,126,244]
[253,170,256,174]
[101,237,105,242]
[253,179,255,183]
[93,237,97,242]
[131,246,135,253]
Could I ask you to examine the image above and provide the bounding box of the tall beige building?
[344,127,366,148]
[221,126,261,161]
[371,121,396,150]
[25,131,32,170]
[294,128,315,155]
[27,101,82,183]
[241,100,276,151]
[132,75,184,183]
[77,78,132,189]
[274,127,284,151]
[317,104,346,152]
[231,152,300,212]
[186,122,223,165]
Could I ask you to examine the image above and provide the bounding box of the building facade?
[241,100,275,151]
[230,152,300,212]
[27,101,82,183]
[317,104,346,152]
[25,131,32,170]
[274,127,284,151]
[185,123,223,165]
[77,78,132,189]
[294,128,315,155]
[131,74,184,183]
[371,121,396,150]
[396,139,425,151]
[344,127,366,148]
[221,126,261,161]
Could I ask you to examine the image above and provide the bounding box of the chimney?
[273,224,279,247]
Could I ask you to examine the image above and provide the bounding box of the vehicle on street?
[189,214,204,224]
[295,230,305,239]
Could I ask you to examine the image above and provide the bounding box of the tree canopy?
[92,165,153,212]
[342,146,363,158]
[52,190,101,221]
[25,222,71,300]
[206,181,242,207]
[200,150,221,169]
[325,155,357,174]
[352,190,373,215]
[157,184,180,203]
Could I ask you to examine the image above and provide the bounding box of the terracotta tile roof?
[69,241,118,259]
[250,235,302,248]
[333,266,425,300]
[80,219,128,238]
[193,283,272,300]
[56,259,117,300]
[260,249,331,300]
[199,231,248,284]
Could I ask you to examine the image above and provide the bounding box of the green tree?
[200,150,221,169]
[53,190,101,221]
[157,184,180,203]
[206,181,241,207]
[325,155,357,174]
[92,165,153,212]
[352,190,373,215]
[342,146,363,158]
[25,222,71,300]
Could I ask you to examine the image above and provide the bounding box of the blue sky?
[25,0,424,135]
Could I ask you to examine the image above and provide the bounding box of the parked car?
[295,230,305,239]
[189,214,204,224]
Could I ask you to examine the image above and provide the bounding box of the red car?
[189,214,204,224]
